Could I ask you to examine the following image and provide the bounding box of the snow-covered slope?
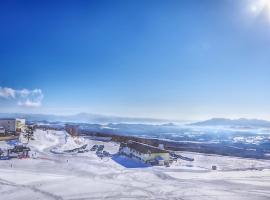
[29,129,61,152]
[0,129,270,200]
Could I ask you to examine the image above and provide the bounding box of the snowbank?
[51,135,87,154]
[28,129,60,152]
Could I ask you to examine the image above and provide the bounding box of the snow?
[0,129,270,199]
[26,129,60,152]
[172,151,270,171]
[51,134,86,153]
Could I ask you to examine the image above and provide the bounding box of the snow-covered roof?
[121,141,168,154]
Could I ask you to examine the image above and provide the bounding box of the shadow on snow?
[112,155,151,169]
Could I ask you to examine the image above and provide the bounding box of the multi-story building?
[119,141,170,165]
[0,118,26,133]
[0,127,5,135]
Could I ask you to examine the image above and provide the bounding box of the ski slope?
[0,129,270,200]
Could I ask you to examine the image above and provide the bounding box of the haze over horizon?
[1,111,270,123]
[1,0,270,121]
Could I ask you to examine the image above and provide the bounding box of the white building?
[0,118,26,133]
[119,141,170,165]
[0,127,5,135]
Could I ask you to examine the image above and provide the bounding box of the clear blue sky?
[0,0,270,120]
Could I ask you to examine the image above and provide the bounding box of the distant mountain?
[191,118,270,128]
[0,112,172,124]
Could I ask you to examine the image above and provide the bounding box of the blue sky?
[0,0,270,120]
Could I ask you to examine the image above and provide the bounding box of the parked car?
[97,145,104,152]
[102,151,111,157]
[96,151,103,158]
[10,145,31,153]
[90,145,98,151]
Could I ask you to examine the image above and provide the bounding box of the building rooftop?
[0,118,25,120]
[122,141,168,154]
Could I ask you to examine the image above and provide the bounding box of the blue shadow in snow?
[6,139,19,146]
[112,154,151,168]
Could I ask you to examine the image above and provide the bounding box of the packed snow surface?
[0,129,270,200]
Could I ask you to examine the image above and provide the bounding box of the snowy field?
[0,129,270,200]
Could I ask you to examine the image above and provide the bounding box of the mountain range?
[0,112,172,124]
[191,118,270,128]
[1,113,270,128]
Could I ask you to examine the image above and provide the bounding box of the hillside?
[191,118,270,128]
